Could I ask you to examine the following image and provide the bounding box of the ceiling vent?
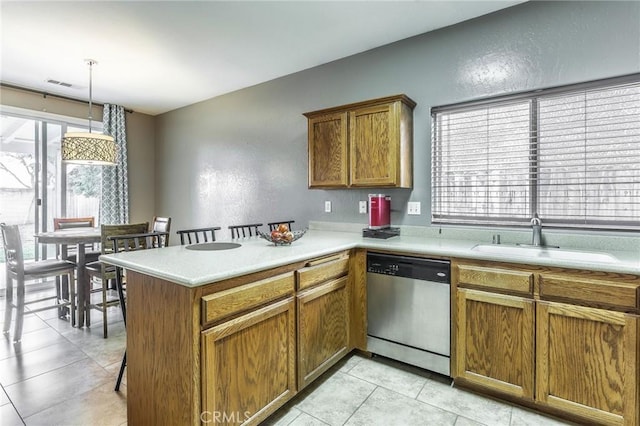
[47,79,73,88]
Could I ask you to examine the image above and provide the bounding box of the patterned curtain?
[100,104,129,224]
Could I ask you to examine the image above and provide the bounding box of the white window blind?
[537,85,640,227]
[432,100,533,225]
[432,77,640,230]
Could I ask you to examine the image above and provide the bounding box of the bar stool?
[109,231,170,391]
[151,216,171,246]
[53,217,99,312]
[228,223,263,239]
[267,220,295,231]
[176,226,221,245]
[85,222,149,338]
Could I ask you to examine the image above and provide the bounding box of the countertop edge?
[100,231,639,287]
[100,240,359,287]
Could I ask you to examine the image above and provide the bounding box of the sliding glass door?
[1,114,43,265]
[0,111,101,271]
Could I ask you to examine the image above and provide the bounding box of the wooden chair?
[267,220,295,231]
[53,216,95,230]
[53,217,99,309]
[151,216,171,246]
[228,223,263,239]
[109,231,169,391]
[53,216,95,229]
[1,223,76,342]
[176,226,221,245]
[53,216,100,263]
[84,222,149,338]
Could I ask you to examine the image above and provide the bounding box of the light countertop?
[99,230,640,287]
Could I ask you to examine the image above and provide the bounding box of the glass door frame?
[1,105,101,261]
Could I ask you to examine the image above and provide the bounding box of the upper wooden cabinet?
[306,111,349,187]
[304,95,416,188]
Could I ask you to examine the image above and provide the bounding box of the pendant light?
[61,59,116,165]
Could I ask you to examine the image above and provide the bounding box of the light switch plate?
[324,201,332,213]
[408,201,421,215]
[359,200,367,214]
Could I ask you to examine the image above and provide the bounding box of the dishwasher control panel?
[366,252,450,283]
[367,261,400,275]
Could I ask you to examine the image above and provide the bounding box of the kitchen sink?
[185,242,242,251]
[471,244,618,263]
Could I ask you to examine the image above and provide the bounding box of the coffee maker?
[363,194,399,239]
[368,194,391,229]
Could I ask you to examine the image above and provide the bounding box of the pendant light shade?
[61,59,117,165]
[61,132,116,165]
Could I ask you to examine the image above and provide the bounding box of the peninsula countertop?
[99,229,640,287]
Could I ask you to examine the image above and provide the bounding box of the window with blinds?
[431,76,640,230]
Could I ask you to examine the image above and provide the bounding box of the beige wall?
[0,86,156,224]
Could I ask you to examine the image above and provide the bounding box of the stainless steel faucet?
[531,214,542,246]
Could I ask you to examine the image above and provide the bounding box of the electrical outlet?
[359,200,367,214]
[324,201,332,213]
[408,201,421,215]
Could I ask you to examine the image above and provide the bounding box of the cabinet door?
[308,112,348,188]
[536,301,638,426]
[455,288,535,400]
[297,276,349,389]
[349,103,398,187]
[201,297,296,426]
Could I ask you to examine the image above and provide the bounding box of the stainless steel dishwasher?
[366,252,451,376]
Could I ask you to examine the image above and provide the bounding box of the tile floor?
[1,288,575,426]
[265,355,575,426]
[1,288,128,426]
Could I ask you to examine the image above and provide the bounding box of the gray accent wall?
[155,1,640,240]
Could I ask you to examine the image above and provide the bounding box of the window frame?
[431,73,640,231]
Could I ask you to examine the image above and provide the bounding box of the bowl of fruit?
[259,224,306,246]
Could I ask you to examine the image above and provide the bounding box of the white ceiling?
[1,1,525,116]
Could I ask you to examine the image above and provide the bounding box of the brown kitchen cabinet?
[201,273,297,426]
[348,248,368,351]
[297,277,349,389]
[536,272,639,426]
[124,250,364,426]
[296,252,351,389]
[306,111,349,187]
[304,94,415,189]
[455,287,535,400]
[452,259,640,426]
[536,301,638,426]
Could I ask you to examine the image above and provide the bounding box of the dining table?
[35,227,102,328]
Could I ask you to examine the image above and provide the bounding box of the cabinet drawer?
[539,274,640,311]
[456,264,533,296]
[297,252,349,290]
[202,272,295,325]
